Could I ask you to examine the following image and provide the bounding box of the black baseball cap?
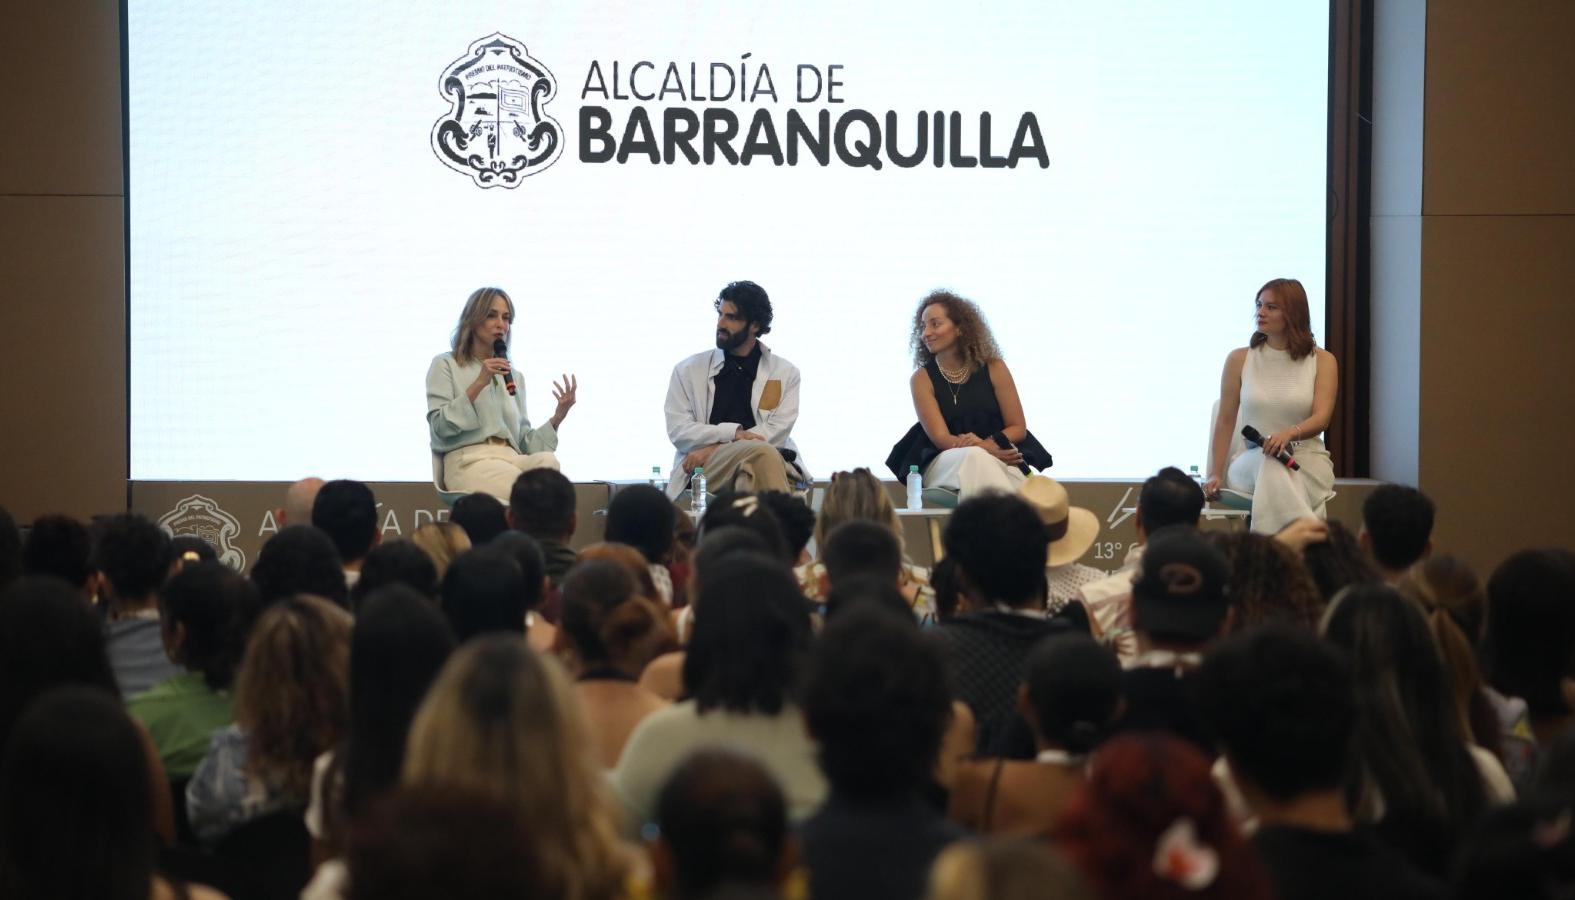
[1132,525,1230,644]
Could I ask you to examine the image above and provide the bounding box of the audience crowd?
[2,470,1574,900]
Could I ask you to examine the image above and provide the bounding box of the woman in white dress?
[1203,278,1337,535]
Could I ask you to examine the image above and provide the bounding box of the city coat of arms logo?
[157,495,247,571]
[431,32,564,188]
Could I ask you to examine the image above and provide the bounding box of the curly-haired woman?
[887,290,1051,500]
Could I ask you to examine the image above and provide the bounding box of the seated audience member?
[757,490,816,567]
[165,534,218,575]
[1298,519,1381,601]
[0,575,122,755]
[578,542,665,600]
[275,476,325,528]
[614,553,824,823]
[1359,483,1435,582]
[0,505,18,591]
[187,594,352,845]
[930,556,963,621]
[652,749,797,900]
[1113,525,1232,753]
[1320,583,1498,877]
[1483,548,1575,750]
[507,467,580,589]
[1018,475,1102,614]
[1452,797,1575,900]
[485,531,552,650]
[345,787,549,900]
[449,491,510,546]
[800,606,964,900]
[251,524,348,607]
[0,687,223,900]
[1056,733,1276,900]
[20,513,95,595]
[821,520,903,594]
[1400,556,1522,774]
[1209,531,1325,631]
[700,492,793,563]
[1074,466,1204,664]
[346,540,439,610]
[439,548,527,643]
[302,586,454,897]
[1197,627,1447,900]
[93,513,179,696]
[128,562,249,780]
[559,560,672,767]
[935,494,1070,754]
[403,637,630,900]
[950,633,1122,837]
[638,526,776,701]
[407,521,470,580]
[313,479,380,588]
[801,468,935,616]
[926,838,1098,900]
[668,501,698,605]
[605,484,680,606]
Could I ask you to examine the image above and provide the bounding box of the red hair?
[1054,734,1274,900]
[1249,278,1317,360]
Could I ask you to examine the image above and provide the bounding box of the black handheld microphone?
[492,338,516,397]
[1241,425,1299,471]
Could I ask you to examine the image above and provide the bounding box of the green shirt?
[127,671,235,780]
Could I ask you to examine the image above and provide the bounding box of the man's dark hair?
[1024,633,1123,755]
[656,748,788,900]
[91,513,170,607]
[716,280,773,335]
[250,524,347,606]
[821,520,902,589]
[483,532,547,612]
[1299,519,1382,601]
[1484,548,1575,717]
[690,526,772,597]
[1137,466,1204,534]
[929,556,962,621]
[508,468,577,541]
[350,540,440,610]
[1195,626,1356,801]
[803,605,951,798]
[943,494,1048,609]
[158,562,253,690]
[21,514,93,588]
[0,505,19,591]
[0,577,120,751]
[823,575,913,622]
[313,479,379,563]
[755,492,815,561]
[450,492,509,546]
[440,549,527,642]
[165,535,218,570]
[1361,483,1436,570]
[605,485,677,564]
[684,553,810,715]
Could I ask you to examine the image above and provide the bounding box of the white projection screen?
[128,1,1329,483]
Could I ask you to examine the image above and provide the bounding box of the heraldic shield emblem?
[431,32,564,188]
[157,495,247,571]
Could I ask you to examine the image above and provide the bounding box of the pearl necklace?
[937,359,970,405]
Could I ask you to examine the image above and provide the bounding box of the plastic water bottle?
[906,465,923,510]
[649,465,662,489]
[693,467,708,516]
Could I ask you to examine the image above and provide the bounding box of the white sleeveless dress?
[1225,345,1335,534]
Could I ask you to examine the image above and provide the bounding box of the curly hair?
[1209,531,1325,631]
[235,594,352,801]
[910,289,1002,371]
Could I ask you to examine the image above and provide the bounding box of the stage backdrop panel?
[128,1,1328,482]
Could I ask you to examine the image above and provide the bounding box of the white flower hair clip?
[731,495,760,517]
[1153,817,1219,891]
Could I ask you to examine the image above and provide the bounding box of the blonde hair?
[404,638,628,900]
[234,595,353,801]
[410,522,471,579]
[928,839,1096,900]
[816,468,903,552]
[451,287,515,365]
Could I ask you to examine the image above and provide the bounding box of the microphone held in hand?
[1241,425,1299,471]
[492,338,516,396]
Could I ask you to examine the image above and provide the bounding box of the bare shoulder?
[986,357,1014,379]
[910,367,933,390]
[1314,347,1337,366]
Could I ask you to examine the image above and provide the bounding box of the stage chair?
[431,451,467,508]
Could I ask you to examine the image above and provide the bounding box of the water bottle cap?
[909,465,919,473]
[694,467,704,473]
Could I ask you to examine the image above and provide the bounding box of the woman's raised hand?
[551,374,578,423]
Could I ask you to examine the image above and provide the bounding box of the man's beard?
[716,328,749,351]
